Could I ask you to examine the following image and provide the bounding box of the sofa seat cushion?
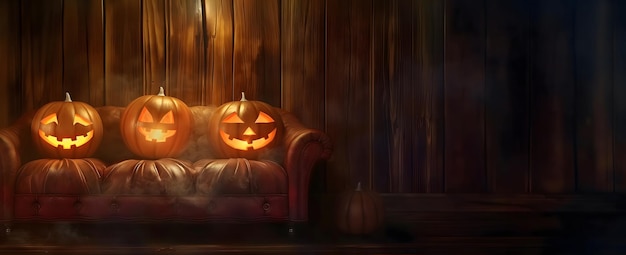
[194,158,287,195]
[101,158,195,195]
[15,158,105,194]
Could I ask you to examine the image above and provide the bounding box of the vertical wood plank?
[444,0,486,192]
[415,0,445,193]
[484,0,530,193]
[63,0,105,105]
[326,0,372,192]
[167,0,205,106]
[371,0,415,193]
[0,0,21,128]
[281,0,325,131]
[143,0,167,96]
[21,0,64,108]
[104,0,143,106]
[574,0,614,192]
[613,0,626,192]
[233,0,281,106]
[529,0,576,193]
[204,0,234,106]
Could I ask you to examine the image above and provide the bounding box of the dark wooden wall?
[1,0,625,195]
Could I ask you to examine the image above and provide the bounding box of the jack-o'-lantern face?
[38,113,94,149]
[136,107,177,142]
[31,92,103,159]
[208,92,284,159]
[120,87,193,159]
[219,111,277,151]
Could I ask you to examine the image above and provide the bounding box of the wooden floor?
[0,219,625,255]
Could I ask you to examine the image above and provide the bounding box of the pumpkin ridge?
[359,192,366,234]
[78,102,101,158]
[342,191,355,233]
[129,160,144,191]
[32,102,58,155]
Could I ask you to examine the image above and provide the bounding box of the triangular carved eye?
[73,114,92,126]
[160,111,175,124]
[138,107,154,122]
[41,114,58,125]
[255,111,274,123]
[223,112,244,123]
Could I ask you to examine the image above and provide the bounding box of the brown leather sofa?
[0,105,332,233]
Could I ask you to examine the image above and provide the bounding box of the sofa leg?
[4,223,11,235]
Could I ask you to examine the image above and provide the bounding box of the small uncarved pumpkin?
[207,92,284,159]
[101,158,195,196]
[120,87,193,159]
[31,93,103,159]
[15,158,105,194]
[336,182,384,235]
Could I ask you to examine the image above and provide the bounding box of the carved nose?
[243,127,256,136]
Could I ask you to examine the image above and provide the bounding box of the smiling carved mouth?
[138,127,177,143]
[38,130,94,149]
[219,129,277,151]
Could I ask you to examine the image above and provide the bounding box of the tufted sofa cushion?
[194,158,287,195]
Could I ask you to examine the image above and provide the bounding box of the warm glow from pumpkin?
[219,128,277,151]
[38,113,95,149]
[137,107,178,142]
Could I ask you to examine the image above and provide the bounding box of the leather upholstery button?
[32,201,41,214]
[110,202,119,212]
[73,201,82,210]
[262,202,270,211]
[207,201,216,211]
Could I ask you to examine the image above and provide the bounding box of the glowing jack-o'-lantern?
[120,87,192,159]
[31,92,103,159]
[208,92,284,159]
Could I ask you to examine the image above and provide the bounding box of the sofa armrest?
[0,126,23,225]
[279,109,332,222]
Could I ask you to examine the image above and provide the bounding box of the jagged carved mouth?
[219,129,277,151]
[138,127,177,143]
[38,130,94,149]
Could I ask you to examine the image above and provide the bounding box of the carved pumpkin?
[31,92,103,159]
[101,158,195,196]
[15,158,105,194]
[208,92,284,159]
[120,87,193,159]
[336,182,384,235]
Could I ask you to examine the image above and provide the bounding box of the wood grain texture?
[63,0,105,105]
[614,0,626,192]
[204,0,234,106]
[574,0,614,192]
[326,0,372,192]
[415,0,444,193]
[529,0,576,193]
[484,0,530,193]
[0,0,21,128]
[371,0,415,193]
[233,0,281,106]
[281,0,325,131]
[167,0,205,106]
[444,0,486,192]
[143,0,167,96]
[21,0,64,109]
[104,0,143,106]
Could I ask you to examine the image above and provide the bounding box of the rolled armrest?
[0,126,23,224]
[279,109,332,222]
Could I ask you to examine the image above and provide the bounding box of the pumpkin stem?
[158,87,165,96]
[356,182,362,191]
[240,92,247,101]
[65,92,72,102]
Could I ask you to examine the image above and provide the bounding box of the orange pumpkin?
[31,92,103,159]
[120,87,193,159]
[336,182,385,235]
[208,92,283,159]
